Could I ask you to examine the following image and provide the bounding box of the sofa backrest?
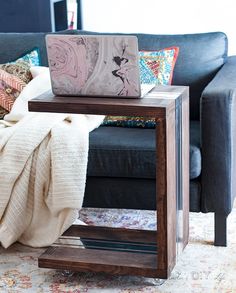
[0,30,228,120]
[140,32,227,121]
[0,30,79,66]
[0,33,47,65]
[77,31,228,120]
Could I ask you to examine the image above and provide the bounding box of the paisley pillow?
[102,116,156,128]
[139,47,179,85]
[0,48,40,116]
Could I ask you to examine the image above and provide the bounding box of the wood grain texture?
[155,117,167,272]
[28,86,185,118]
[155,111,177,278]
[39,246,168,278]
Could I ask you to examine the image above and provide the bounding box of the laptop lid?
[46,34,141,98]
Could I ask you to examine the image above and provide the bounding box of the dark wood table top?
[28,85,188,118]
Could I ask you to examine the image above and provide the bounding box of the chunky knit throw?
[0,66,104,248]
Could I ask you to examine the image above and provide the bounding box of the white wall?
[67,0,77,29]
[81,0,236,55]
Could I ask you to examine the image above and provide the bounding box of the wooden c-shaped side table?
[28,85,189,279]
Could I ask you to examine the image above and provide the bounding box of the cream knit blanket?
[0,68,104,248]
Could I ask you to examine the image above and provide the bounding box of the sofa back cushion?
[77,31,227,120]
[143,32,228,120]
[0,30,79,67]
[0,33,47,65]
[0,31,227,120]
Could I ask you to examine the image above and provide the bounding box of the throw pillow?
[4,67,51,122]
[102,115,156,128]
[139,47,179,85]
[12,48,41,67]
[102,47,179,128]
[0,48,40,116]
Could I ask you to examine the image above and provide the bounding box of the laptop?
[46,34,154,98]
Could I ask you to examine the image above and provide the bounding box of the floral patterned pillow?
[102,47,179,128]
[139,47,179,85]
[102,116,156,128]
[0,48,40,117]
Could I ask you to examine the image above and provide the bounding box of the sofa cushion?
[0,31,227,120]
[0,48,40,112]
[78,30,228,120]
[83,177,201,212]
[102,115,156,128]
[139,47,179,85]
[87,121,201,180]
[0,68,26,112]
[0,30,80,67]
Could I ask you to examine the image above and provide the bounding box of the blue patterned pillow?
[102,116,156,128]
[139,47,179,85]
[11,48,41,67]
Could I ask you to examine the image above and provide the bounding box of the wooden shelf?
[39,225,166,278]
[39,246,164,277]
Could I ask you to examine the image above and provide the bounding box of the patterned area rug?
[0,208,236,293]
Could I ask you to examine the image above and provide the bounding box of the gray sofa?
[0,30,235,246]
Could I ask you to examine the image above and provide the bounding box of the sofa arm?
[200,56,236,214]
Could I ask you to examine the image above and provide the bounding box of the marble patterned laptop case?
[46,34,141,97]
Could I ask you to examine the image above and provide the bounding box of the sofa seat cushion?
[87,121,201,180]
[83,177,201,212]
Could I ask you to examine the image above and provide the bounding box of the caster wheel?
[61,270,75,277]
[148,278,165,286]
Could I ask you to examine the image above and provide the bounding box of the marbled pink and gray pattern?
[46,35,141,97]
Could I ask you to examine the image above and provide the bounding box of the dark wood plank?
[28,94,166,117]
[156,117,168,272]
[39,246,168,278]
[28,86,185,117]
[63,225,157,244]
[155,103,178,277]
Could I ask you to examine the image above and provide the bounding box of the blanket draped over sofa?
[0,70,104,248]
